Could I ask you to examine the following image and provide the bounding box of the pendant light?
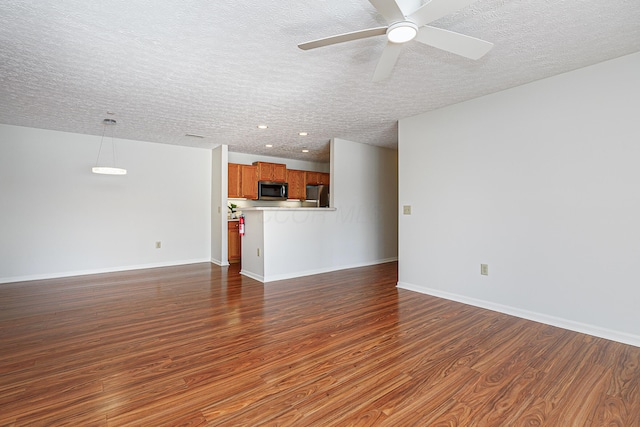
[92,118,127,175]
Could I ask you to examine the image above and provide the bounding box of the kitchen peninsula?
[239,207,337,283]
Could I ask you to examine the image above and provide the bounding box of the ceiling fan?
[298,0,493,81]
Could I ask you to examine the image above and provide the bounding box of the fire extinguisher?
[239,215,245,236]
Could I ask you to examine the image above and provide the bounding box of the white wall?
[0,124,212,282]
[228,152,329,172]
[211,145,228,265]
[240,138,398,282]
[330,138,398,266]
[398,52,640,346]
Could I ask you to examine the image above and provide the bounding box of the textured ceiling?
[1,0,639,162]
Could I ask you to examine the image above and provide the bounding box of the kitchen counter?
[240,207,336,211]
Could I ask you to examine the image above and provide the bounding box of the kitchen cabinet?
[287,169,307,200]
[228,163,242,198]
[241,165,258,199]
[306,171,330,186]
[228,221,241,263]
[228,163,258,199]
[230,161,328,200]
[318,172,330,186]
[306,171,318,185]
[254,162,287,183]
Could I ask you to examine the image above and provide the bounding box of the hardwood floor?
[0,262,638,426]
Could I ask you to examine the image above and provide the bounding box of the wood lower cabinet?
[228,221,241,263]
[254,162,287,183]
[287,169,307,200]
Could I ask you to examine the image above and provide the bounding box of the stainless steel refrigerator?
[306,184,329,207]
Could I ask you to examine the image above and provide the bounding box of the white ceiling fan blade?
[408,0,478,27]
[368,0,406,23]
[298,27,387,50]
[372,42,404,82]
[414,26,493,60]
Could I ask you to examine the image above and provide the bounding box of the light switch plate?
[403,205,412,215]
[480,264,488,275]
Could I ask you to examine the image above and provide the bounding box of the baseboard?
[0,258,212,284]
[211,258,230,267]
[397,281,640,348]
[239,269,264,283]
[262,257,398,283]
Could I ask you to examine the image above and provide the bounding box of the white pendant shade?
[92,166,127,175]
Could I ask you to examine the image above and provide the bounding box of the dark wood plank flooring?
[0,262,638,426]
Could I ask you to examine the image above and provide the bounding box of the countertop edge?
[240,207,337,212]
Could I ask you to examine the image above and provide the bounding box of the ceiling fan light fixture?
[387,21,418,44]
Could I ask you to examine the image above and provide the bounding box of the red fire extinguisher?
[239,215,245,236]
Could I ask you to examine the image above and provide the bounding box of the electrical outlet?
[480,264,488,276]
[403,205,412,215]
[155,241,161,249]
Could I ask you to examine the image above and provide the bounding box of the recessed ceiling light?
[298,132,308,136]
[302,149,309,153]
[265,144,273,148]
[257,124,268,129]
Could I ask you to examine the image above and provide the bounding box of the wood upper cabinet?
[273,163,287,182]
[287,169,307,200]
[306,171,330,186]
[230,162,328,201]
[305,171,318,185]
[228,163,242,198]
[241,165,258,199]
[228,163,258,199]
[253,162,287,183]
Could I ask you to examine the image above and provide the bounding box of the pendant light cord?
[94,118,117,167]
[111,128,117,167]
[94,121,108,167]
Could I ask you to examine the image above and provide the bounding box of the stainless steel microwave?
[258,181,288,200]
